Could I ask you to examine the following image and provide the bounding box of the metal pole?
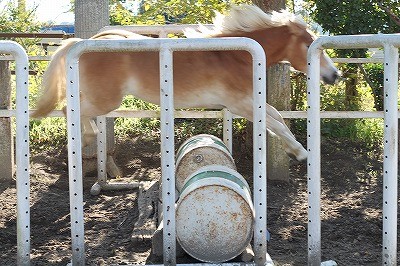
[89,116,107,195]
[0,41,30,265]
[382,44,398,266]
[11,41,30,266]
[307,40,322,266]
[66,57,85,266]
[223,108,233,153]
[252,50,267,266]
[160,46,177,265]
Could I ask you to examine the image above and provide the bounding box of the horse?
[32,4,339,162]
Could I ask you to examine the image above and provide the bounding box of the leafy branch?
[377,1,400,27]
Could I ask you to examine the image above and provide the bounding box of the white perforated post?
[15,45,30,266]
[92,115,108,194]
[307,40,322,266]
[382,44,398,266]
[97,116,107,183]
[251,48,267,266]
[223,108,233,153]
[66,53,86,266]
[160,46,177,265]
[0,41,30,266]
[160,46,176,265]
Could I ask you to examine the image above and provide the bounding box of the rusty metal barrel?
[175,165,254,263]
[175,134,236,192]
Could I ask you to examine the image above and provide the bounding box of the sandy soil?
[0,134,398,265]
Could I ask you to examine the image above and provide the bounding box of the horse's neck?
[223,26,292,67]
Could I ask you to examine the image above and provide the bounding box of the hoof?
[82,134,96,147]
[287,147,307,162]
[90,182,102,196]
[296,149,308,162]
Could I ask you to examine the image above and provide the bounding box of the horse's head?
[284,23,340,84]
[187,5,340,84]
[249,9,340,84]
[207,5,340,84]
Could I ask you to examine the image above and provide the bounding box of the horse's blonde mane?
[184,5,307,37]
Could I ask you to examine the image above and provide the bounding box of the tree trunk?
[0,61,14,180]
[75,0,118,176]
[75,0,109,39]
[266,63,291,181]
[344,66,359,110]
[252,0,285,11]
[249,0,291,182]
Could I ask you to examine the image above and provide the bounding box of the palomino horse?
[32,5,339,161]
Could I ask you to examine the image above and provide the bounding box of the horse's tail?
[32,38,82,118]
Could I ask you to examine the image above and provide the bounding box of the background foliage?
[289,0,398,145]
[301,0,399,111]
[110,0,251,25]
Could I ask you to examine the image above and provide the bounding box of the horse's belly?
[123,77,227,109]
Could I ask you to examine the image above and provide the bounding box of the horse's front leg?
[265,104,307,161]
[266,104,296,139]
[226,100,307,161]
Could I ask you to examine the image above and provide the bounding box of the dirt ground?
[0,133,399,265]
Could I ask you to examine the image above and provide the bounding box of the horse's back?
[91,29,151,40]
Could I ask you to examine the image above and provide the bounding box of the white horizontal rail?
[0,109,394,119]
[332,57,389,63]
[0,55,52,61]
[0,55,394,63]
[100,24,213,37]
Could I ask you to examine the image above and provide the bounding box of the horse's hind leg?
[80,97,107,147]
[82,117,99,147]
[62,105,98,147]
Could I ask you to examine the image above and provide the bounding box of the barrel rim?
[175,134,231,163]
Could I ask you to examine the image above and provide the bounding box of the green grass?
[28,94,226,149]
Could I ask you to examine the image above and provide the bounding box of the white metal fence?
[307,33,400,266]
